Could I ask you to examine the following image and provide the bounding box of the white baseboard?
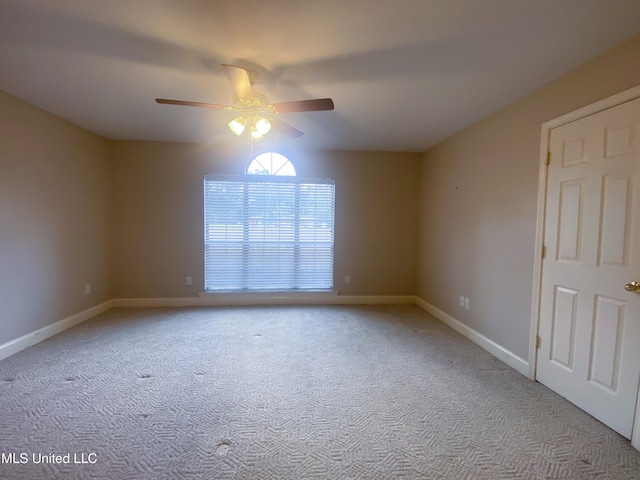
[0,300,114,361]
[415,297,530,377]
[112,294,417,308]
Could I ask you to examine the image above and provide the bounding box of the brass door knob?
[625,281,640,293]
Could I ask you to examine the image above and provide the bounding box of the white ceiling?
[1,0,640,152]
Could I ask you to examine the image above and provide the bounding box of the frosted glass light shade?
[249,126,264,141]
[228,117,247,136]
[253,116,271,135]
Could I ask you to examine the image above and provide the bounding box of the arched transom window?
[246,152,296,176]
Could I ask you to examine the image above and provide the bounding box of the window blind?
[204,175,335,291]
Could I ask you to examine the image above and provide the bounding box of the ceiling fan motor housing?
[230,92,274,114]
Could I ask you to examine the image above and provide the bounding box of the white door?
[537,97,640,439]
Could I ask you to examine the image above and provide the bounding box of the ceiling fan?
[155,64,334,141]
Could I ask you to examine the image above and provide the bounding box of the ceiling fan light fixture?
[228,116,247,136]
[156,64,334,140]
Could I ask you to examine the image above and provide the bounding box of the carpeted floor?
[0,305,639,479]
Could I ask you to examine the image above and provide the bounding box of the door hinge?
[541,245,547,258]
[536,335,542,349]
[546,152,551,165]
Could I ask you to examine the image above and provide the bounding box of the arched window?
[246,152,296,176]
[204,153,335,292]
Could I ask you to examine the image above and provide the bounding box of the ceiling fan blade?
[271,98,334,114]
[155,98,227,109]
[222,64,254,101]
[269,117,304,138]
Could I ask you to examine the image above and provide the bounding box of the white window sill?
[197,290,338,300]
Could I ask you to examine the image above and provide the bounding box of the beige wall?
[110,142,420,297]
[0,91,111,345]
[418,34,640,360]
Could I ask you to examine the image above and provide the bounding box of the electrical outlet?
[186,276,192,286]
[464,297,470,310]
[459,295,465,307]
[84,283,91,295]
[345,275,351,285]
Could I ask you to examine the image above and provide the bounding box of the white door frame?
[529,84,640,450]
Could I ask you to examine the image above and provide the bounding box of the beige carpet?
[1,305,639,479]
